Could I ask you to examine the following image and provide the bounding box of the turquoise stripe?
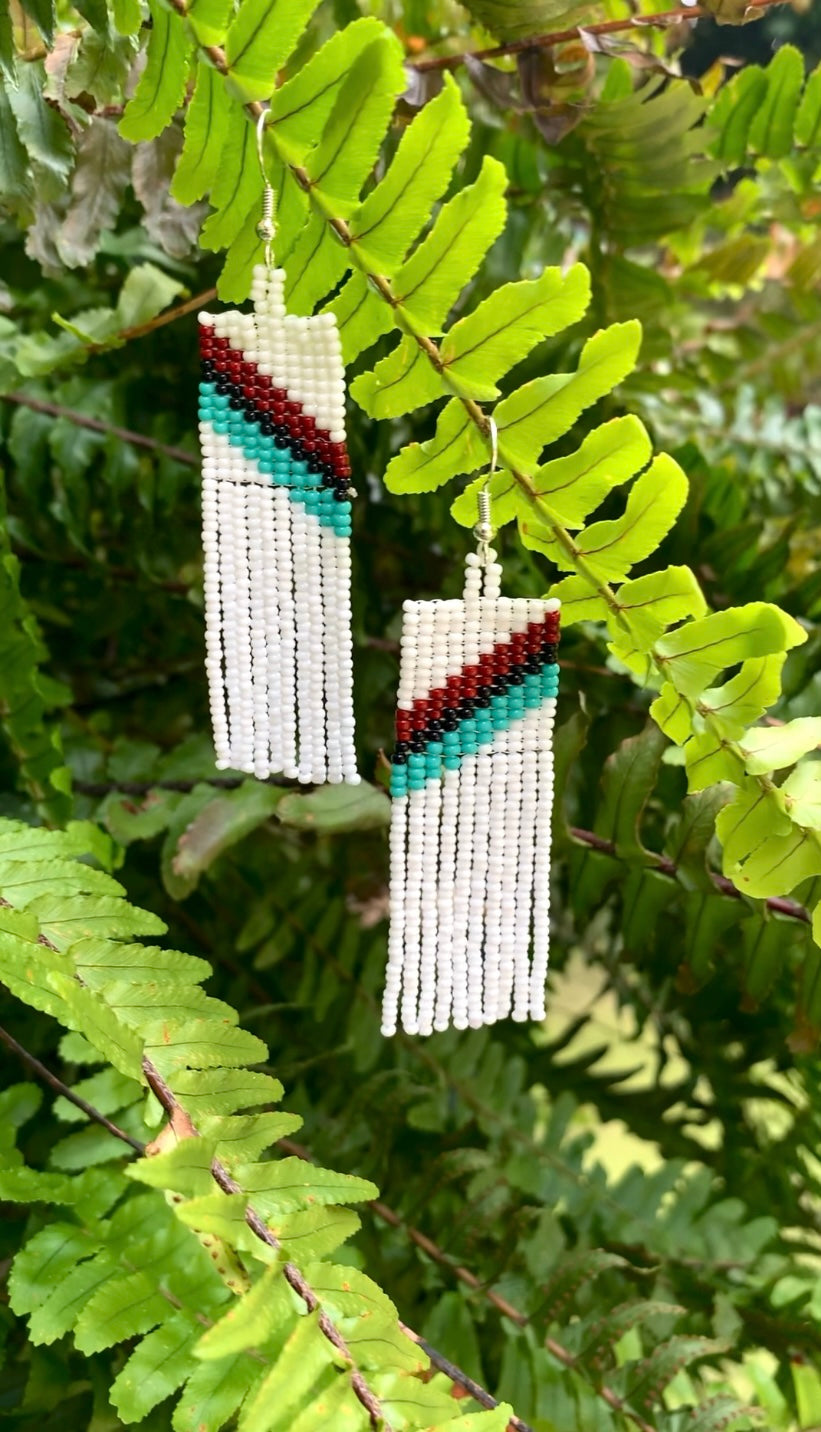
[390,664,559,797]
[199,402,351,535]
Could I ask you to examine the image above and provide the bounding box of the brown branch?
[568,825,810,924]
[1,393,197,468]
[412,0,787,71]
[87,286,218,351]
[0,1022,144,1152]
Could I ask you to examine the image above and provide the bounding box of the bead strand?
[416,602,452,1036]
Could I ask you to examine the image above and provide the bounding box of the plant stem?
[88,286,218,350]
[0,1022,144,1151]
[412,0,786,71]
[1,392,197,467]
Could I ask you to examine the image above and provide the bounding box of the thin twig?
[0,1022,144,1151]
[1,393,197,468]
[412,0,786,71]
[568,825,811,925]
[87,287,218,351]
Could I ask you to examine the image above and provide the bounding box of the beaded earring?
[382,423,560,1037]
[196,113,358,785]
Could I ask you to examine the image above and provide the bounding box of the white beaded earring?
[197,111,358,785]
[382,421,560,1037]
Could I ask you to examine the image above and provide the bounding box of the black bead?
[392,747,408,765]
[442,714,459,731]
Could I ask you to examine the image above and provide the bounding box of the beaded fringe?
[382,553,560,1036]
[197,265,358,784]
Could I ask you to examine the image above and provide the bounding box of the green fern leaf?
[302,34,406,216]
[304,1262,396,1321]
[350,337,443,420]
[328,271,393,364]
[224,0,321,105]
[28,1251,116,1345]
[0,858,123,905]
[172,1352,259,1432]
[7,1223,90,1316]
[169,1067,285,1117]
[74,1269,169,1353]
[497,321,642,469]
[237,1309,336,1432]
[781,763,821,828]
[695,654,786,739]
[119,1,191,142]
[187,0,235,46]
[256,1380,366,1432]
[32,892,166,946]
[51,977,144,1080]
[710,66,768,165]
[142,1017,269,1072]
[269,18,386,163]
[612,566,708,649]
[112,0,141,33]
[199,1110,303,1162]
[345,1318,426,1374]
[284,216,350,315]
[348,75,470,273]
[237,1156,378,1214]
[655,604,806,700]
[579,1300,683,1365]
[622,1336,729,1413]
[196,1266,294,1359]
[796,63,821,148]
[439,265,590,401]
[748,45,803,158]
[523,453,688,583]
[127,1139,218,1197]
[72,937,210,990]
[200,122,262,252]
[383,400,487,496]
[738,718,821,775]
[392,156,508,331]
[452,413,652,530]
[172,61,233,205]
[110,1313,201,1424]
[732,827,819,899]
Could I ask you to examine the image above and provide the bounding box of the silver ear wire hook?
[474,416,498,565]
[255,109,276,270]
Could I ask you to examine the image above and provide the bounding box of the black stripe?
[391,644,559,766]
[200,360,351,500]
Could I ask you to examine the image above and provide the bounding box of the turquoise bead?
[444,755,461,771]
[408,753,425,771]
[443,732,459,751]
[408,776,425,791]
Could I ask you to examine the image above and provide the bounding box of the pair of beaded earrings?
[197,114,561,1037]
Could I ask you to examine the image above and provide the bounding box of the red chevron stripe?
[199,325,351,484]
[395,610,560,739]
